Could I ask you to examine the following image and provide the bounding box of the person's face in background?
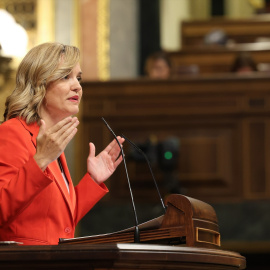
[236,65,254,74]
[147,58,171,79]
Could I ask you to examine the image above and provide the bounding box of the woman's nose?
[72,79,82,92]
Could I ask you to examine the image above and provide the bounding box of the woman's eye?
[63,75,69,80]
[77,76,82,82]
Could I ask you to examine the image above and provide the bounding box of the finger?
[114,154,123,169]
[53,119,79,150]
[109,144,123,162]
[115,136,125,144]
[58,117,78,136]
[38,119,46,137]
[48,118,79,149]
[104,136,124,153]
[48,116,74,135]
[57,118,79,142]
[88,142,96,158]
[59,126,78,149]
[56,118,78,139]
[108,138,125,157]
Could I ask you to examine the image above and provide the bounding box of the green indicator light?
[164,151,173,160]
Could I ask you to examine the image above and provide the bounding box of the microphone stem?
[101,118,140,243]
[122,150,139,226]
[122,134,167,214]
[145,157,166,213]
[122,152,140,242]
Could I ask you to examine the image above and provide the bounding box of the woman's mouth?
[68,96,79,102]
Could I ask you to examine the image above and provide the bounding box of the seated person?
[144,51,171,79]
[231,52,258,74]
[204,29,228,47]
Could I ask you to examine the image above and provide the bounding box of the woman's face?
[40,62,82,124]
[148,59,170,79]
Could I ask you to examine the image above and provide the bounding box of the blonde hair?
[3,42,80,124]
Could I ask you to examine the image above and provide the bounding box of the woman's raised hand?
[34,117,79,171]
[87,137,125,185]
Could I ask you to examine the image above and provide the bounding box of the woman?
[230,52,258,74]
[0,42,124,245]
[144,51,171,79]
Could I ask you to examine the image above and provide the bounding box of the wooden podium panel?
[59,194,221,249]
[77,74,270,203]
[0,243,246,270]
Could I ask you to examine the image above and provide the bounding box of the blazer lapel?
[59,154,76,214]
[18,118,39,150]
[48,159,74,214]
[18,118,75,218]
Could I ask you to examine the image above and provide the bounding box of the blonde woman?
[0,43,124,245]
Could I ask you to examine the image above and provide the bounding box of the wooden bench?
[168,42,270,74]
[181,16,270,48]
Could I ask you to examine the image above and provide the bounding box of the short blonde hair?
[3,42,80,124]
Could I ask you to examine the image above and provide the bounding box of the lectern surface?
[0,243,246,270]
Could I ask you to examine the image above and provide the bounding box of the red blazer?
[0,118,108,245]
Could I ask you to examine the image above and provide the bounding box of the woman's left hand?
[87,137,125,185]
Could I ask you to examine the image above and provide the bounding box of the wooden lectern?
[0,194,246,269]
[59,194,221,249]
[0,243,246,270]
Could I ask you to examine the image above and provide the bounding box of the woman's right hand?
[34,117,79,171]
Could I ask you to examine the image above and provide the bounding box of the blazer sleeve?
[74,173,109,225]
[0,121,53,227]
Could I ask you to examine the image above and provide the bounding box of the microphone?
[101,117,140,243]
[121,134,166,214]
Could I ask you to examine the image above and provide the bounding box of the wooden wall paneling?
[242,92,270,199]
[249,122,266,194]
[79,75,270,203]
[243,118,270,199]
[177,120,241,200]
[82,118,241,202]
[266,120,270,197]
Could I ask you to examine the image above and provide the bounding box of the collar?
[17,118,40,147]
